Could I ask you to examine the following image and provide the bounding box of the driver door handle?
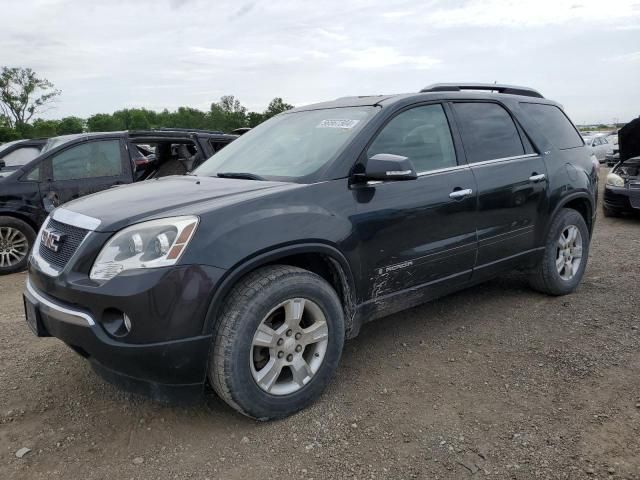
[449,188,473,200]
[529,173,546,182]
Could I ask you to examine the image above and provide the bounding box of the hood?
[62,175,299,232]
[618,117,640,163]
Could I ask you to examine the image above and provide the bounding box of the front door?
[41,138,132,210]
[353,103,478,305]
[450,101,549,278]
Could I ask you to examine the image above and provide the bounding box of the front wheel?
[528,208,590,296]
[0,216,36,275]
[208,265,345,420]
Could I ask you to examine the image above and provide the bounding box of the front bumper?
[604,185,640,213]
[24,263,226,402]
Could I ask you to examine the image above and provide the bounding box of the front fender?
[199,242,356,336]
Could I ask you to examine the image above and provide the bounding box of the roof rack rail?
[142,127,225,134]
[420,83,544,99]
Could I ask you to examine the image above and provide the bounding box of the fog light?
[102,309,132,337]
[123,313,132,332]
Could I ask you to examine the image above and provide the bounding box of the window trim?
[448,100,534,165]
[358,101,462,176]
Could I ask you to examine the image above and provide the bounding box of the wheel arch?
[201,243,358,337]
[547,192,595,237]
[0,210,40,233]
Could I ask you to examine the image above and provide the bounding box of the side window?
[51,140,122,181]
[519,103,583,150]
[452,102,525,163]
[209,139,231,153]
[367,104,457,173]
[25,167,40,181]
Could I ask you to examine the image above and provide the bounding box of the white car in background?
[582,135,612,163]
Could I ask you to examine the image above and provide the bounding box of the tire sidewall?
[0,217,36,275]
[545,210,589,294]
[221,273,344,419]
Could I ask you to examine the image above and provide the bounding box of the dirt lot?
[1,171,639,480]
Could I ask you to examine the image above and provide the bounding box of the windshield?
[41,134,86,153]
[194,106,376,181]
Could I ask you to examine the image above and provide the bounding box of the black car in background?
[0,129,236,274]
[604,116,640,216]
[0,138,47,174]
[23,83,598,419]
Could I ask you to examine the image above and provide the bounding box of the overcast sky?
[1,0,639,124]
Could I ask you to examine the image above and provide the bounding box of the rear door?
[40,138,132,210]
[450,101,549,278]
[354,103,478,301]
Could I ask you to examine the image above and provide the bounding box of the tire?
[208,265,345,420]
[528,208,590,296]
[0,216,36,275]
[602,206,620,218]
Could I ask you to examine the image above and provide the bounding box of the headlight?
[90,216,199,282]
[606,172,625,187]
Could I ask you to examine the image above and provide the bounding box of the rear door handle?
[449,188,473,200]
[529,173,546,182]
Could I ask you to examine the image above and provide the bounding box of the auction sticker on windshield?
[316,119,360,129]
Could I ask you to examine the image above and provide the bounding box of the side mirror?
[362,153,417,181]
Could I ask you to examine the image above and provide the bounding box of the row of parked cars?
[4,83,639,420]
[0,129,237,274]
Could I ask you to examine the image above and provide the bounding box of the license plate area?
[23,295,44,336]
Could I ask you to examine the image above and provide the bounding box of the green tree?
[128,110,151,130]
[87,113,125,132]
[246,111,264,127]
[263,97,293,119]
[0,67,61,128]
[57,116,84,135]
[210,95,248,131]
[31,119,60,137]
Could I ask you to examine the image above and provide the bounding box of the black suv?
[23,84,598,420]
[0,129,236,274]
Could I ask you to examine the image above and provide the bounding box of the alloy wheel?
[0,227,29,268]
[250,298,329,396]
[556,225,583,281]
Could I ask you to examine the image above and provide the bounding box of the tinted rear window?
[520,103,583,150]
[452,102,525,163]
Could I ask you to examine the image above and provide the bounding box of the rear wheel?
[0,216,35,275]
[528,208,590,296]
[209,265,344,420]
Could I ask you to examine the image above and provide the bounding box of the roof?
[288,83,556,113]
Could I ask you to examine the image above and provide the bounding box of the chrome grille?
[38,218,89,270]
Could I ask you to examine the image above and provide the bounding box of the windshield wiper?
[216,172,265,181]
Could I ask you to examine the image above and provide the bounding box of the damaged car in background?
[0,129,236,274]
[604,117,640,217]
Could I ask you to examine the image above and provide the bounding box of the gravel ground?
[1,170,639,480]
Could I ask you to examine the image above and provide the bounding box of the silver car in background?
[583,135,612,163]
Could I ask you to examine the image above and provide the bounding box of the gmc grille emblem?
[41,229,65,253]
